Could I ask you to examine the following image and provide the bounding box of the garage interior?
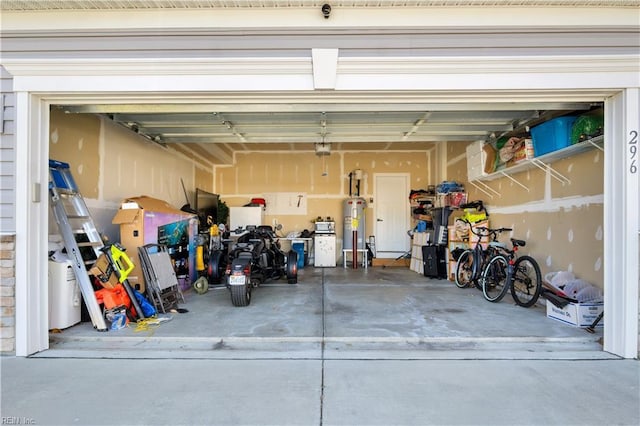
[1,0,638,357]
[43,96,608,358]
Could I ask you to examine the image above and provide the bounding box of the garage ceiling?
[58,101,596,165]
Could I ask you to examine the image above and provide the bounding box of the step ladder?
[48,160,108,331]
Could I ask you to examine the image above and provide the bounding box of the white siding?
[0,66,15,234]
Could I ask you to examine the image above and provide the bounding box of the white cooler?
[48,260,81,329]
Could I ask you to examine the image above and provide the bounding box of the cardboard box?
[448,210,466,226]
[89,254,119,289]
[412,232,429,246]
[508,138,534,165]
[546,300,604,327]
[157,218,198,291]
[112,195,197,292]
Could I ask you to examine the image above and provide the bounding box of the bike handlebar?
[456,218,512,239]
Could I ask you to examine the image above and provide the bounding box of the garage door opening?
[41,97,611,358]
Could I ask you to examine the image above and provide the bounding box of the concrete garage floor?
[4,267,639,426]
[41,266,608,360]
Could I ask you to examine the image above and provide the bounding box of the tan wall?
[50,108,101,199]
[195,167,214,194]
[50,109,197,207]
[49,110,197,242]
[100,120,195,208]
[452,141,604,288]
[215,150,436,245]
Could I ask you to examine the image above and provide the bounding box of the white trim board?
[7,60,639,359]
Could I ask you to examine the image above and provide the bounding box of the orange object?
[95,284,137,318]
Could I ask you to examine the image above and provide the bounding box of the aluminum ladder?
[48,160,108,331]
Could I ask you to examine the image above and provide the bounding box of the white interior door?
[374,174,410,258]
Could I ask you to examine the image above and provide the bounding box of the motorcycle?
[209,225,298,307]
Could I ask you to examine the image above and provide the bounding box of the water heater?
[343,197,367,250]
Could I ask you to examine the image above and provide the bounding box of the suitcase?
[422,244,447,279]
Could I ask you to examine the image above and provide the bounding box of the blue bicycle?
[481,235,542,307]
[454,219,512,290]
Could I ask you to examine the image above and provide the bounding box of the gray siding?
[0,67,15,234]
[1,27,639,60]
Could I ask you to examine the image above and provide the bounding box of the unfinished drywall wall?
[215,149,436,249]
[452,141,604,288]
[49,111,196,242]
[49,108,101,199]
[195,167,214,194]
[100,119,194,208]
[49,109,115,238]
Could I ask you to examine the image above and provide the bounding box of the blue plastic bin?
[292,242,305,268]
[530,116,577,157]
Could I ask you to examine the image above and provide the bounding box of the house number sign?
[630,130,638,174]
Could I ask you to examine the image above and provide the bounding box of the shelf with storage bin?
[468,135,603,197]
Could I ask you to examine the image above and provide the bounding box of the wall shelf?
[470,135,603,195]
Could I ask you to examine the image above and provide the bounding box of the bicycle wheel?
[472,248,491,291]
[482,255,510,302]
[510,255,542,308]
[454,250,474,288]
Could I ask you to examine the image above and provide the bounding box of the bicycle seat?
[511,238,526,247]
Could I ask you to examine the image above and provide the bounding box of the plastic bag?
[499,137,524,163]
[544,271,576,297]
[545,271,575,288]
[563,279,603,303]
[105,305,128,331]
[134,289,157,317]
[571,114,604,144]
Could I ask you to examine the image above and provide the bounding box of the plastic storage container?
[48,260,81,329]
[292,242,305,268]
[530,116,577,157]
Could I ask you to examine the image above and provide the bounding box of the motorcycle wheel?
[208,250,223,284]
[286,250,298,284]
[230,283,251,307]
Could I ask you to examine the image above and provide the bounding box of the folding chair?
[138,244,184,313]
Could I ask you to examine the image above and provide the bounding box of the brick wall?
[0,234,16,354]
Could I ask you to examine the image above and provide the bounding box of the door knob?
[377,218,383,222]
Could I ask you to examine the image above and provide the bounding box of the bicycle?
[481,235,542,307]
[454,219,512,290]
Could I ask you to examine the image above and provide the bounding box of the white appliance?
[314,234,336,267]
[48,260,81,329]
[314,221,335,234]
[229,206,263,230]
